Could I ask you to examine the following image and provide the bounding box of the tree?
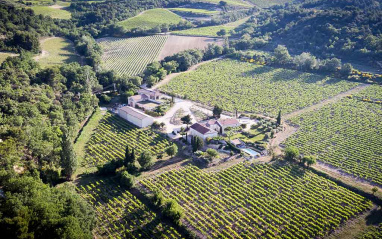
[192,136,204,152]
[160,122,165,129]
[217,29,227,37]
[213,105,223,118]
[124,145,131,166]
[372,187,378,195]
[341,63,353,76]
[129,76,142,87]
[274,45,292,65]
[163,199,184,225]
[285,146,299,161]
[306,156,316,167]
[181,114,192,128]
[293,52,318,70]
[138,150,153,170]
[219,1,227,10]
[119,171,135,188]
[321,58,341,72]
[163,60,178,73]
[166,144,178,157]
[61,129,77,180]
[206,148,218,160]
[225,126,239,140]
[276,110,282,126]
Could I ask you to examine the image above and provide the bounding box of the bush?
[119,171,135,188]
[97,159,121,175]
[285,146,299,161]
[162,199,184,225]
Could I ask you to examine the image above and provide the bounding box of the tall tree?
[61,129,77,180]
[213,105,223,119]
[192,136,204,152]
[181,114,192,128]
[124,145,131,166]
[276,110,282,126]
[285,146,299,161]
[138,150,153,170]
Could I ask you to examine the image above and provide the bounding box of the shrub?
[162,199,184,225]
[285,146,299,161]
[119,171,135,188]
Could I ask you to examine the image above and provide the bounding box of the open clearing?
[172,17,249,37]
[157,35,224,60]
[97,35,168,76]
[285,85,382,185]
[0,52,18,64]
[140,163,372,238]
[199,0,252,7]
[160,59,359,117]
[30,5,71,19]
[118,9,184,30]
[168,7,219,16]
[248,0,293,8]
[35,37,80,67]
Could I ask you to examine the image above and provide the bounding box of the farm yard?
[35,37,80,67]
[118,9,184,31]
[83,113,172,167]
[285,85,382,185]
[160,59,359,117]
[97,35,168,76]
[172,17,249,37]
[77,177,182,239]
[157,35,224,60]
[140,163,373,238]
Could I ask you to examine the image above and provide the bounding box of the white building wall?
[118,109,153,128]
[190,128,217,140]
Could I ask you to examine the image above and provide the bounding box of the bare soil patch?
[157,35,223,60]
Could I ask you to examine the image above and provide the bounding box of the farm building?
[190,123,218,140]
[128,88,163,110]
[118,106,154,128]
[200,118,240,134]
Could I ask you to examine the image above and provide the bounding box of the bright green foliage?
[161,59,359,117]
[356,224,382,239]
[141,163,372,238]
[37,37,80,67]
[97,35,168,76]
[199,0,252,7]
[30,6,71,19]
[0,53,16,64]
[0,177,95,239]
[166,144,178,157]
[77,178,182,238]
[61,129,78,179]
[172,17,249,37]
[119,170,135,188]
[83,113,171,167]
[285,146,299,161]
[118,9,184,30]
[286,85,382,184]
[163,199,184,226]
[169,8,219,16]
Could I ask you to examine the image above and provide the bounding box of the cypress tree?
[61,129,77,180]
[276,110,282,126]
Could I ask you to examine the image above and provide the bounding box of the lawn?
[247,0,293,8]
[199,0,252,7]
[168,7,219,16]
[140,163,372,238]
[160,59,359,117]
[30,5,71,19]
[118,8,184,30]
[36,37,80,67]
[97,35,168,77]
[172,17,249,37]
[285,85,382,185]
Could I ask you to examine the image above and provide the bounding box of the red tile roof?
[119,106,152,120]
[190,123,214,135]
[218,118,239,126]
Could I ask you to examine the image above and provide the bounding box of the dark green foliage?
[165,144,178,157]
[61,129,78,180]
[138,150,153,170]
[276,110,281,126]
[119,171,135,188]
[162,199,184,226]
[97,159,122,175]
[180,114,192,127]
[0,176,95,239]
[213,105,223,119]
[191,136,204,153]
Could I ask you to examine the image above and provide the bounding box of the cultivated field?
[140,163,372,238]
[83,113,172,167]
[97,35,168,76]
[35,37,80,67]
[30,5,71,19]
[157,35,224,60]
[172,17,249,37]
[118,9,184,30]
[160,59,359,117]
[77,177,182,238]
[285,85,382,185]
[199,0,252,7]
[169,8,219,16]
[248,0,293,8]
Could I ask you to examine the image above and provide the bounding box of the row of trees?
[285,146,317,167]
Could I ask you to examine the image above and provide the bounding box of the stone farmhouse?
[189,118,240,140]
[128,88,164,111]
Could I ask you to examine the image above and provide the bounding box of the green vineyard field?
[160,59,359,117]
[77,178,182,239]
[285,85,382,185]
[140,163,372,238]
[97,35,168,76]
[83,113,172,167]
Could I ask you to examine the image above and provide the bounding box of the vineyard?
[285,85,382,185]
[97,35,168,76]
[172,17,249,37]
[140,163,372,238]
[83,113,172,167]
[118,9,184,30]
[160,59,359,117]
[77,177,182,239]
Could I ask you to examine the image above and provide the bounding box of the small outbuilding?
[189,123,218,140]
[118,106,154,128]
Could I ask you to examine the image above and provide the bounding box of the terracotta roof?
[119,106,152,120]
[129,94,146,101]
[190,123,214,135]
[218,118,240,126]
[230,139,243,146]
[205,120,217,127]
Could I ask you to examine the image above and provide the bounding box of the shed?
[118,106,154,128]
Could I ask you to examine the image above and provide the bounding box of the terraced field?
[77,178,182,238]
[140,163,372,238]
[118,9,184,30]
[285,85,382,185]
[83,113,172,167]
[172,17,249,37]
[160,59,359,117]
[97,35,168,76]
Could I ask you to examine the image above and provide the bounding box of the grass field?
[199,0,252,7]
[118,9,184,30]
[160,59,359,117]
[140,163,372,238]
[0,52,17,64]
[172,17,249,37]
[169,8,219,16]
[248,0,293,8]
[83,113,172,167]
[77,177,182,238]
[30,5,71,19]
[97,35,168,76]
[36,37,80,67]
[285,85,382,185]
